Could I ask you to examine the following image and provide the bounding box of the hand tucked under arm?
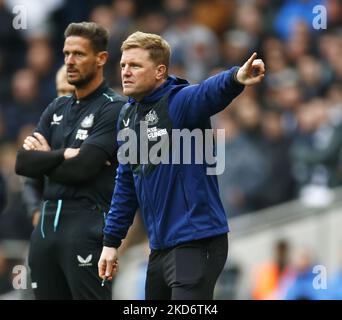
[64,148,80,160]
[23,132,51,151]
[16,132,64,178]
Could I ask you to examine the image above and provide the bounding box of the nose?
[65,54,75,65]
[121,65,132,77]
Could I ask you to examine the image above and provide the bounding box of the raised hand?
[236,52,265,86]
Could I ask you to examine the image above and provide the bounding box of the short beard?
[68,70,96,88]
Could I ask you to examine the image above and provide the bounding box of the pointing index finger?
[246,52,257,67]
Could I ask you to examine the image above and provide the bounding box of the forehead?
[120,47,152,63]
[63,36,92,52]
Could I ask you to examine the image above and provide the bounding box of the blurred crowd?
[250,239,342,300]
[1,0,342,298]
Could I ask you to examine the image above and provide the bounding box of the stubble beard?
[68,69,97,88]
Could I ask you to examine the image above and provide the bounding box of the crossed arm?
[15,132,110,184]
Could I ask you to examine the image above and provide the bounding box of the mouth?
[123,79,134,86]
[67,69,79,76]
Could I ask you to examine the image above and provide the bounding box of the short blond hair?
[121,31,171,71]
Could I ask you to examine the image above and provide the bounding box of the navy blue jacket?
[104,67,245,250]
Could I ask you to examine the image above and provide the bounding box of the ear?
[155,65,167,80]
[96,51,108,67]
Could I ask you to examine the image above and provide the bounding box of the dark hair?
[64,22,108,53]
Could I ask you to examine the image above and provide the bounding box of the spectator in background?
[297,55,330,100]
[326,0,342,29]
[3,68,44,142]
[286,21,312,64]
[0,0,27,96]
[0,143,32,241]
[234,3,263,53]
[0,138,34,299]
[192,0,234,35]
[217,108,268,216]
[290,98,342,205]
[221,30,253,67]
[260,109,295,207]
[137,11,168,36]
[163,1,220,83]
[94,0,137,88]
[273,0,325,40]
[283,247,325,300]
[252,239,293,300]
[55,64,75,97]
[26,37,57,103]
[317,32,342,83]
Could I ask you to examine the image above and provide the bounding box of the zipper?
[141,164,161,247]
[141,159,161,246]
[133,101,161,248]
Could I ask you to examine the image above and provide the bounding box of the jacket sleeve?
[47,144,109,185]
[169,67,245,128]
[103,163,139,248]
[47,100,124,185]
[15,98,63,178]
[15,149,65,178]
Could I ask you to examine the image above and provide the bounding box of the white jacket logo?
[123,118,130,127]
[75,129,88,140]
[81,114,94,128]
[77,254,93,267]
[51,114,63,125]
[145,110,158,126]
